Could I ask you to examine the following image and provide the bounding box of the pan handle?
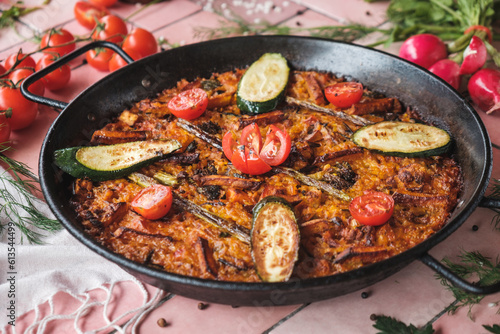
[420,252,500,294]
[21,40,134,111]
[479,196,500,209]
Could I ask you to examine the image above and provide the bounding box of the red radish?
[468,68,500,114]
[399,34,448,69]
[459,36,487,75]
[429,59,461,90]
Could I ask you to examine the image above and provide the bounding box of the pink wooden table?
[1,0,500,333]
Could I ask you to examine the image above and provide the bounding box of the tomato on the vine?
[36,54,71,91]
[40,29,75,57]
[92,15,128,44]
[260,125,292,166]
[325,82,364,109]
[131,184,173,220]
[168,88,208,120]
[123,28,158,58]
[4,53,36,71]
[108,47,140,72]
[89,0,118,8]
[9,68,45,96]
[0,64,6,76]
[0,86,38,130]
[86,48,114,72]
[0,113,11,144]
[74,1,109,30]
[349,191,394,226]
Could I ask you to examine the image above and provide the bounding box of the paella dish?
[55,53,462,283]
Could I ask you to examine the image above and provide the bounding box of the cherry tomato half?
[168,88,208,120]
[36,54,71,91]
[246,148,272,175]
[240,123,262,152]
[349,191,394,226]
[86,48,114,72]
[260,125,291,166]
[325,82,363,109]
[40,28,75,57]
[131,184,173,220]
[0,86,38,130]
[122,28,158,58]
[92,15,128,44]
[222,131,237,161]
[9,68,45,96]
[4,53,36,71]
[74,1,109,30]
[231,145,249,174]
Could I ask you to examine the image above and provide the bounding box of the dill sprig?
[437,250,500,318]
[484,324,500,334]
[490,178,500,231]
[193,13,383,44]
[0,148,61,244]
[372,315,434,334]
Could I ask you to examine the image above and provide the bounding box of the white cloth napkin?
[0,166,136,330]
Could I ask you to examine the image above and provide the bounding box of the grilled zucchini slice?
[251,196,299,282]
[54,139,181,181]
[237,53,289,114]
[352,121,451,157]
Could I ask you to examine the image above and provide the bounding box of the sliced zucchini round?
[352,121,451,157]
[251,196,299,282]
[54,139,181,181]
[237,53,290,114]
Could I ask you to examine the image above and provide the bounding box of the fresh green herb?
[484,324,500,334]
[0,2,41,29]
[0,148,61,244]
[373,315,434,334]
[437,250,500,317]
[491,178,500,231]
[193,13,381,44]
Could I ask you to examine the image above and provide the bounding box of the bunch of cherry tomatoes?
[0,0,159,144]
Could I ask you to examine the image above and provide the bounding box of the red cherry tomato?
[36,54,71,91]
[4,53,36,71]
[86,48,114,72]
[92,15,128,44]
[131,184,173,220]
[222,131,237,161]
[0,64,6,76]
[231,145,249,174]
[168,88,208,120]
[259,125,292,166]
[8,68,45,96]
[108,47,141,72]
[0,113,11,144]
[246,148,272,175]
[74,1,109,30]
[349,191,394,226]
[122,28,158,58]
[40,29,75,57]
[89,0,118,8]
[240,123,262,152]
[325,82,363,108]
[0,86,38,130]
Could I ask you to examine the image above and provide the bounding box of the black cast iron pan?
[22,36,500,306]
